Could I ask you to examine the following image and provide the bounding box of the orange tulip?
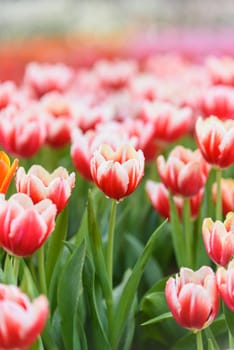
[0,151,18,194]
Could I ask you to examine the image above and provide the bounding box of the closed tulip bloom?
[206,56,234,86]
[0,106,47,158]
[217,260,234,311]
[140,101,192,143]
[146,181,203,220]
[165,266,219,331]
[71,127,130,182]
[16,165,75,213]
[0,284,48,349]
[202,212,234,266]
[90,143,145,201]
[195,116,234,168]
[0,151,18,194]
[0,193,57,256]
[212,178,234,215]
[200,85,234,120]
[157,146,209,197]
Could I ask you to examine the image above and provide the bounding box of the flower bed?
[0,38,234,349]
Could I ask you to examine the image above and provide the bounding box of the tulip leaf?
[141,312,173,326]
[57,241,86,350]
[223,303,234,338]
[111,219,167,349]
[87,189,112,305]
[46,206,68,285]
[83,257,111,350]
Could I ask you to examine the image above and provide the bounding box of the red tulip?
[140,101,192,143]
[71,127,130,182]
[16,165,75,213]
[165,266,219,331]
[217,260,234,311]
[0,193,57,256]
[146,181,203,220]
[23,62,74,98]
[206,56,234,86]
[195,116,234,168]
[212,178,234,215]
[90,143,145,201]
[0,105,47,158]
[200,85,234,120]
[202,212,234,266]
[0,284,48,350]
[157,146,209,197]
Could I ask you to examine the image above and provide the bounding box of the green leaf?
[141,312,173,326]
[83,257,110,350]
[87,189,112,306]
[20,261,39,299]
[112,219,167,349]
[57,241,86,350]
[223,303,234,338]
[3,254,18,285]
[46,207,68,285]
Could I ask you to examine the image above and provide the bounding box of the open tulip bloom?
[2,52,234,350]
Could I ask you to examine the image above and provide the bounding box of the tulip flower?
[200,85,234,120]
[140,101,192,143]
[146,181,203,220]
[90,143,145,201]
[212,178,234,215]
[157,146,210,197]
[0,193,57,256]
[16,165,75,214]
[195,116,234,168]
[71,126,130,182]
[202,212,234,266]
[206,56,234,86]
[0,151,18,194]
[165,266,219,331]
[217,260,234,311]
[0,106,47,158]
[0,284,48,350]
[23,62,74,98]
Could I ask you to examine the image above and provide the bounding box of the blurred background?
[1,0,234,82]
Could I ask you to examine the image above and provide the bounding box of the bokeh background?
[1,0,234,82]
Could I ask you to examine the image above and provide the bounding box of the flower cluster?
[1,51,234,350]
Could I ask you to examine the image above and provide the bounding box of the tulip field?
[1,41,234,350]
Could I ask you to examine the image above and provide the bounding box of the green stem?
[215,168,222,221]
[196,330,204,350]
[13,256,20,282]
[38,245,47,294]
[183,197,193,268]
[229,330,234,349]
[106,200,117,290]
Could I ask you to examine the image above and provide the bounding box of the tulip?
[90,143,145,201]
[93,59,138,90]
[71,126,130,182]
[0,106,47,158]
[0,151,18,194]
[16,165,75,214]
[140,101,192,143]
[206,56,234,86]
[216,260,234,311]
[202,212,234,266]
[212,178,234,215]
[157,146,209,197]
[200,85,234,120]
[0,193,57,256]
[195,116,234,168]
[146,181,203,220]
[165,266,219,331]
[0,283,48,349]
[23,62,74,98]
